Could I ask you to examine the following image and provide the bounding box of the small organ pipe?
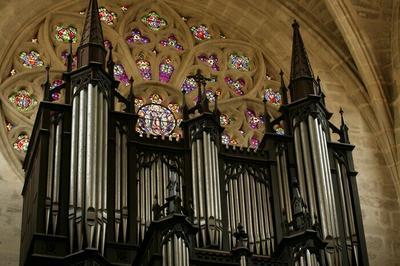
[309,116,329,238]
[250,176,260,254]
[101,96,108,255]
[281,152,292,222]
[96,92,103,250]
[69,87,79,251]
[115,128,121,242]
[45,122,54,234]
[52,119,62,234]
[293,121,307,204]
[300,120,317,224]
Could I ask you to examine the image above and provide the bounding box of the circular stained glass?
[137,104,176,136]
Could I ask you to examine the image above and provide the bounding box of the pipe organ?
[19,1,369,265]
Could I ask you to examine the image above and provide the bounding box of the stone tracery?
[0,0,282,167]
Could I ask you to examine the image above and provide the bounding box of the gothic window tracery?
[0,0,283,165]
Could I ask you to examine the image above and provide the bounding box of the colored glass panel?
[160,34,184,51]
[141,11,167,31]
[181,77,198,94]
[99,7,117,25]
[126,29,150,44]
[137,104,176,136]
[245,109,263,129]
[5,121,14,132]
[104,40,112,48]
[159,58,174,83]
[275,125,285,135]
[50,80,63,101]
[224,76,245,96]
[220,114,231,126]
[13,133,30,153]
[249,136,260,149]
[198,54,219,71]
[55,25,78,43]
[136,58,152,80]
[114,64,130,86]
[19,51,44,68]
[228,53,250,71]
[149,94,163,104]
[135,97,144,108]
[168,103,180,113]
[8,89,37,111]
[190,25,211,41]
[264,88,281,106]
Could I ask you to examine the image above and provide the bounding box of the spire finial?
[67,39,73,72]
[107,43,115,76]
[279,69,289,105]
[289,19,317,101]
[339,107,350,143]
[42,65,51,101]
[76,0,106,68]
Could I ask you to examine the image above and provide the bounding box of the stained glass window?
[160,34,184,51]
[264,88,281,106]
[190,25,211,41]
[159,58,174,83]
[181,77,198,94]
[55,25,78,43]
[5,120,14,132]
[8,89,37,112]
[224,76,245,96]
[168,103,180,113]
[198,54,219,71]
[149,93,163,104]
[245,109,263,129]
[136,58,152,80]
[99,7,117,25]
[126,29,150,44]
[220,114,231,126]
[275,125,285,135]
[221,132,238,145]
[50,80,63,101]
[228,53,250,71]
[141,11,167,31]
[104,39,112,48]
[13,133,30,153]
[249,136,260,149]
[114,64,130,86]
[137,104,176,136]
[135,97,144,108]
[19,51,44,68]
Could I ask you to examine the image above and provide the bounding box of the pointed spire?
[289,20,317,101]
[107,43,115,76]
[127,77,135,113]
[42,65,51,101]
[279,70,289,105]
[76,0,106,69]
[67,39,73,72]
[339,107,350,143]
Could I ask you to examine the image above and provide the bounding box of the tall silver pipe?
[168,239,173,266]
[300,121,317,224]
[336,160,350,237]
[140,168,145,241]
[101,96,108,255]
[293,120,307,203]
[96,91,104,250]
[228,181,236,246]
[251,176,260,254]
[256,181,266,254]
[76,88,87,250]
[162,242,167,266]
[309,116,329,238]
[45,122,55,234]
[69,87,79,251]
[277,152,285,214]
[244,171,254,251]
[281,152,292,222]
[86,84,96,248]
[261,184,271,254]
[319,125,339,237]
[115,128,121,242]
[52,119,62,234]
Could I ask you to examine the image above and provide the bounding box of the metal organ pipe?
[52,118,62,235]
[115,127,121,242]
[68,83,108,252]
[45,121,55,235]
[162,235,190,266]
